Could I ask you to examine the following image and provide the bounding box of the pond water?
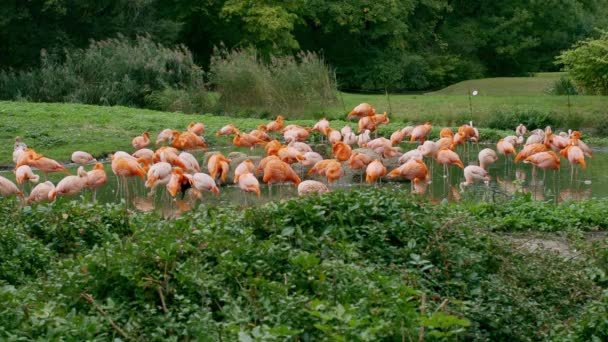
[2,143,606,214]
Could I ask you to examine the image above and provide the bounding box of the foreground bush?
[0,190,606,340]
[0,36,209,110]
[210,48,337,117]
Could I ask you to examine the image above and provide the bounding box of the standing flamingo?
[366,160,387,184]
[85,163,108,201]
[25,181,55,205]
[460,165,490,192]
[207,154,231,184]
[49,167,88,201]
[238,172,261,203]
[0,175,23,199]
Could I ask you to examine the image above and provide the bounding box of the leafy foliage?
[210,48,336,116]
[0,35,206,108]
[486,108,559,131]
[2,1,608,92]
[557,31,608,95]
[0,189,606,339]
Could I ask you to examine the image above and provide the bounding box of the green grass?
[426,72,564,96]
[1,97,607,165]
[326,91,608,131]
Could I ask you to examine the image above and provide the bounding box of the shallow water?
[2,143,605,213]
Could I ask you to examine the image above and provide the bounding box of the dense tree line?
[1,0,607,91]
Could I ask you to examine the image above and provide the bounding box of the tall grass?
[210,48,337,117]
[0,35,210,111]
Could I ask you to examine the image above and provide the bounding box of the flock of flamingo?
[0,102,593,208]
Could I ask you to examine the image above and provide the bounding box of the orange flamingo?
[436,149,464,176]
[187,122,205,135]
[172,130,208,150]
[256,155,280,175]
[233,133,266,149]
[308,159,343,183]
[278,146,306,164]
[560,145,586,182]
[217,124,240,136]
[410,122,432,144]
[167,167,192,198]
[332,142,352,162]
[263,159,301,187]
[234,159,255,183]
[497,139,516,157]
[298,180,330,196]
[440,128,454,138]
[390,129,406,145]
[112,156,149,201]
[132,132,151,150]
[387,159,429,193]
[357,112,389,133]
[259,115,284,132]
[25,181,55,205]
[525,151,561,170]
[348,103,376,119]
[524,151,561,186]
[366,160,387,184]
[514,143,547,162]
[265,140,283,156]
[17,151,69,178]
[569,131,592,158]
[207,154,231,183]
[249,129,272,142]
[15,165,40,185]
[85,163,107,201]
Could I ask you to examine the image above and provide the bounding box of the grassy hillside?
[328,92,607,129]
[426,72,564,96]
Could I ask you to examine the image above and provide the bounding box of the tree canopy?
[1,0,607,91]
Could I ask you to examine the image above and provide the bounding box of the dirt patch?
[511,238,574,257]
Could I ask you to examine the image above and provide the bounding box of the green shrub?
[547,76,579,95]
[210,48,337,117]
[145,87,213,113]
[0,35,206,108]
[486,108,560,131]
[556,31,608,95]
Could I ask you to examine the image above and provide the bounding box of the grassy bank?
[0,101,516,164]
[1,100,607,165]
[328,92,608,129]
[1,189,607,340]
